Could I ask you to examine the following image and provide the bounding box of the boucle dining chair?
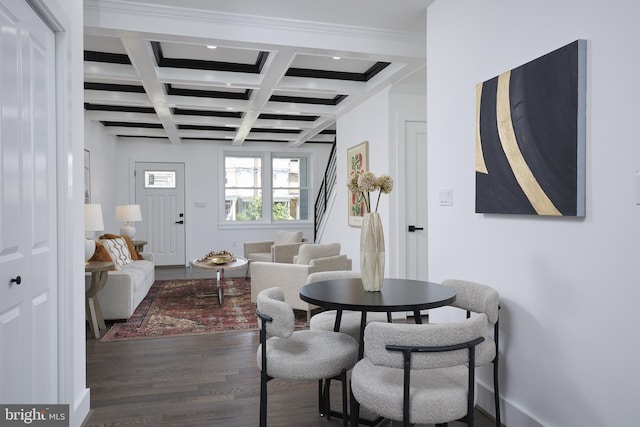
[256,287,358,427]
[350,315,487,427]
[307,271,390,341]
[442,279,501,427]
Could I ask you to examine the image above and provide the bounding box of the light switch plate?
[439,188,453,206]
[636,173,640,205]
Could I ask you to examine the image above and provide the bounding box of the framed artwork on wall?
[476,39,586,216]
[347,141,368,227]
[84,149,91,203]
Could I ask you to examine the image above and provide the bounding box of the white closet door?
[0,0,58,403]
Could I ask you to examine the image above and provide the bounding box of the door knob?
[408,225,424,232]
[175,220,184,224]
[10,276,22,285]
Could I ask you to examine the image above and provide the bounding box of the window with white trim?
[224,153,309,223]
[272,156,308,221]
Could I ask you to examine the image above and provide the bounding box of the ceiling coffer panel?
[82,3,425,147]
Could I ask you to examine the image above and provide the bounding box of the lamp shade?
[84,204,105,232]
[115,204,142,222]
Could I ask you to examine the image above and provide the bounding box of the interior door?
[0,0,58,403]
[135,162,186,266]
[405,121,428,280]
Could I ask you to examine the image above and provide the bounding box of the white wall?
[325,78,427,275]
[427,1,640,426]
[84,117,119,227]
[83,123,333,262]
[324,88,392,268]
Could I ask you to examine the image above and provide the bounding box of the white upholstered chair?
[256,287,358,427]
[307,271,389,341]
[243,230,306,265]
[442,279,501,427]
[250,243,352,321]
[350,316,487,427]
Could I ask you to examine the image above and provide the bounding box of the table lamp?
[84,204,104,262]
[116,204,142,239]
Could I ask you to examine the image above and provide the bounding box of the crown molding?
[84,0,425,58]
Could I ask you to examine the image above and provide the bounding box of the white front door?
[135,162,186,266]
[0,0,58,403]
[405,121,428,280]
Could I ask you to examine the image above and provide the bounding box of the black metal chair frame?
[351,336,484,427]
[257,310,349,427]
[465,306,501,427]
[321,309,391,426]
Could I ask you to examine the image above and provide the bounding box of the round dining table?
[299,277,457,357]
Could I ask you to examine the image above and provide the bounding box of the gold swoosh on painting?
[496,71,561,216]
[476,83,488,174]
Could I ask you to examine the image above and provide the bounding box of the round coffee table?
[191,256,248,305]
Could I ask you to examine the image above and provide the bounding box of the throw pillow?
[295,243,341,265]
[100,237,133,269]
[99,233,142,260]
[88,241,114,264]
[274,230,303,245]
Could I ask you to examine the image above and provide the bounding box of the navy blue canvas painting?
[476,40,586,216]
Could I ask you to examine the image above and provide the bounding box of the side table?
[85,261,114,339]
[132,240,147,252]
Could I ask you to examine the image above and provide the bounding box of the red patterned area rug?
[101,278,301,342]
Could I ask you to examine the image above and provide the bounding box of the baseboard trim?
[477,380,547,427]
[73,387,91,427]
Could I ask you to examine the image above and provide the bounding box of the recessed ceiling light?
[332,56,341,60]
[206,45,217,49]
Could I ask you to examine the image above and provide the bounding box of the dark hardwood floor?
[84,267,498,427]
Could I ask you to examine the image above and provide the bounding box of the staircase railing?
[314,142,337,242]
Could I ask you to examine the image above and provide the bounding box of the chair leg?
[340,369,348,427]
[350,381,360,427]
[318,380,325,416]
[259,370,268,427]
[324,378,332,420]
[494,360,501,427]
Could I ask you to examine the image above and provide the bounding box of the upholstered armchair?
[250,243,352,321]
[243,231,307,277]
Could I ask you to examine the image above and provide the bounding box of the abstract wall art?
[476,40,586,216]
[347,141,368,227]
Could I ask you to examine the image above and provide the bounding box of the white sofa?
[85,252,155,320]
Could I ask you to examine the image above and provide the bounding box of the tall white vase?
[360,212,385,292]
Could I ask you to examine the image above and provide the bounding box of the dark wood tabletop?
[299,277,456,313]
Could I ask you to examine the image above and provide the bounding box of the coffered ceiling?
[84,0,430,147]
